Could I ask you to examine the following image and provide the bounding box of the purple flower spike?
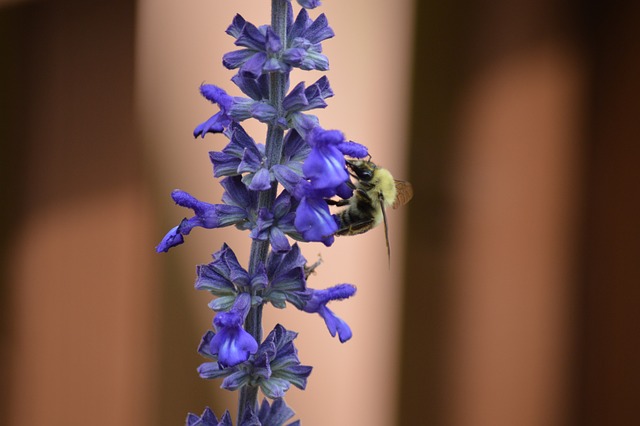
[158,0,370,421]
[302,284,356,342]
[210,293,258,367]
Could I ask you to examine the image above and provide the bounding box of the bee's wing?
[392,180,414,209]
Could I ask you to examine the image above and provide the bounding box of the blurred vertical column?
[577,2,640,425]
[400,1,583,425]
[1,1,157,425]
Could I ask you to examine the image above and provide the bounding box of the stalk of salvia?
[156,1,368,424]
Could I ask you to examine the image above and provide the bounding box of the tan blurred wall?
[3,1,157,425]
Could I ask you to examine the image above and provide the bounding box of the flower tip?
[155,225,184,253]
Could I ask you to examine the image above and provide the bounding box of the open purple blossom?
[186,407,233,426]
[249,190,299,253]
[193,85,234,137]
[271,130,309,196]
[226,324,311,399]
[156,190,248,253]
[197,330,236,381]
[283,8,334,72]
[209,293,258,367]
[223,15,289,78]
[220,176,258,232]
[195,84,277,138]
[263,243,309,309]
[302,283,356,342]
[283,76,333,136]
[293,194,337,246]
[231,73,272,102]
[209,124,271,191]
[196,243,267,311]
[303,127,349,191]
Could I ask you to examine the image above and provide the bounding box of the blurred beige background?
[2,1,639,426]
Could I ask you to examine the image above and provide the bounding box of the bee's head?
[346,159,377,182]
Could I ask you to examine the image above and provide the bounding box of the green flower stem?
[239,0,288,421]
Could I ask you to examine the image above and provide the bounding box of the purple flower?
[288,0,321,10]
[302,284,356,342]
[290,127,369,245]
[244,324,312,398]
[223,16,289,78]
[293,195,337,246]
[249,191,299,253]
[209,124,271,191]
[209,293,258,367]
[283,9,334,72]
[156,190,248,253]
[220,176,258,231]
[303,127,349,191]
[271,129,310,195]
[196,244,267,311]
[282,77,333,136]
[197,331,235,380]
[195,85,277,138]
[186,407,233,426]
[194,85,234,137]
[231,73,270,102]
[242,398,299,426]
[213,325,312,399]
[264,243,309,309]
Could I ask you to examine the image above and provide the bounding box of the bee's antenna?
[380,193,391,267]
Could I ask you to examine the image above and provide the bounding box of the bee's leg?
[354,188,373,202]
[325,198,350,206]
[345,178,356,189]
[335,218,375,236]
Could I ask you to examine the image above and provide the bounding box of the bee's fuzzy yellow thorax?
[373,168,397,206]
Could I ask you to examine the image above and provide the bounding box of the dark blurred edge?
[0,4,32,425]
[0,0,219,425]
[397,1,471,425]
[576,2,640,425]
[400,0,640,425]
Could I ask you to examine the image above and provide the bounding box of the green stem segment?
[238,0,288,421]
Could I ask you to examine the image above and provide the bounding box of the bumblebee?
[328,158,413,260]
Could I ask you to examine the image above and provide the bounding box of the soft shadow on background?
[1,1,639,426]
